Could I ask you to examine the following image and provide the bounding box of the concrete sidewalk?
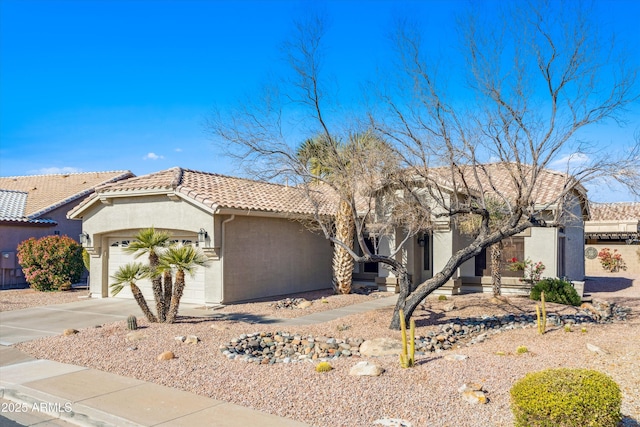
[0,347,307,427]
[0,294,398,426]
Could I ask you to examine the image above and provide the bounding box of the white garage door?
[108,238,206,304]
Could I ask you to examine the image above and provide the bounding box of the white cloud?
[143,152,164,160]
[550,152,590,170]
[29,166,84,175]
[175,148,183,152]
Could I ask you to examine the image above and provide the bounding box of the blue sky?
[1,0,638,203]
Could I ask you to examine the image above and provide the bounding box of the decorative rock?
[373,418,413,427]
[349,361,385,376]
[175,336,186,343]
[461,390,488,404]
[458,383,483,393]
[586,343,608,355]
[298,300,313,309]
[444,354,468,361]
[359,338,403,357]
[185,335,199,344]
[63,329,78,336]
[157,351,175,361]
[126,331,146,342]
[443,302,456,312]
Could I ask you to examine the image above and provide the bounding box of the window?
[475,237,524,277]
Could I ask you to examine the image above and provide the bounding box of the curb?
[0,385,139,427]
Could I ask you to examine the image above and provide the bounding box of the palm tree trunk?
[166,271,185,323]
[131,283,157,322]
[162,270,173,320]
[332,200,355,294]
[491,242,502,297]
[149,252,165,322]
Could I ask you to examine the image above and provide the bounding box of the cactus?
[399,309,415,368]
[127,315,138,331]
[536,291,547,335]
[315,361,333,373]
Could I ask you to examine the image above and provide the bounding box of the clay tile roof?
[0,190,27,220]
[427,163,583,205]
[93,167,336,216]
[0,171,134,218]
[589,202,640,221]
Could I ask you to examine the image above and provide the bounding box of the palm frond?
[160,244,209,276]
[109,262,148,296]
[123,227,171,256]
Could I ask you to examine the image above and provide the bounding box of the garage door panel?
[108,239,205,305]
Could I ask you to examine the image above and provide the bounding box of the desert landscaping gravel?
[7,275,640,427]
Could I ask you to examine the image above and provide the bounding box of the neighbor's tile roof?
[424,163,584,205]
[84,167,337,216]
[589,202,640,221]
[0,171,134,219]
[0,190,27,220]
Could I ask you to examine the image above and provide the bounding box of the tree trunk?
[149,252,165,322]
[490,242,502,297]
[389,236,495,330]
[166,271,185,323]
[332,200,355,294]
[131,283,157,323]
[389,265,412,330]
[162,270,173,320]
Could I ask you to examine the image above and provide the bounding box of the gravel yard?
[0,287,89,312]
[8,275,640,427]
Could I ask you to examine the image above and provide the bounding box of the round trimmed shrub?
[530,278,581,306]
[510,368,621,427]
[17,235,84,291]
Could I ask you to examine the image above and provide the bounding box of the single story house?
[371,163,589,295]
[0,171,133,287]
[67,167,333,305]
[68,163,588,304]
[585,202,640,275]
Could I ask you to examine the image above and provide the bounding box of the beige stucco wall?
[585,243,640,275]
[221,215,332,303]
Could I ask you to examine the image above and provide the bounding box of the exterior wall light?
[79,232,89,245]
[417,234,426,247]
[198,228,209,245]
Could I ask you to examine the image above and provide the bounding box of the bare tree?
[207,2,639,329]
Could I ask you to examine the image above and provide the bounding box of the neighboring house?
[0,171,134,287]
[372,163,589,295]
[585,202,640,275]
[67,167,333,305]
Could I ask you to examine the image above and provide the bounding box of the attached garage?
[107,237,206,304]
[68,167,333,306]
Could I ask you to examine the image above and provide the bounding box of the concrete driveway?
[0,298,217,345]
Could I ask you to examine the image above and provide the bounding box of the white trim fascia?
[214,207,318,220]
[173,192,218,215]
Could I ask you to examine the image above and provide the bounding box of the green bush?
[17,235,84,291]
[510,368,621,427]
[530,278,581,306]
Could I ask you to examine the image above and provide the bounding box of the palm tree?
[125,227,171,322]
[297,132,389,294]
[110,262,157,322]
[297,135,356,294]
[160,244,209,323]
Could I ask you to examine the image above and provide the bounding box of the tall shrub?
[17,235,84,291]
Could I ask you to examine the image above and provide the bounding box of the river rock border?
[220,300,631,364]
